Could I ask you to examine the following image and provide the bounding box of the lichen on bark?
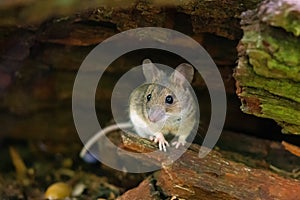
[234,0,300,135]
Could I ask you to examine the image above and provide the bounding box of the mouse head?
[142,59,194,123]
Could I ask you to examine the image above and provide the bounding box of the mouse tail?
[80,122,132,158]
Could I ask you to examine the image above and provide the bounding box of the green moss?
[248,49,300,80]
[240,87,300,124]
[285,12,300,36]
[238,87,300,134]
[236,60,300,103]
[264,31,300,66]
[259,0,300,36]
[261,104,300,125]
[278,122,300,135]
[242,25,300,81]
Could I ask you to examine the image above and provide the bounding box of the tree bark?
[117,132,300,200]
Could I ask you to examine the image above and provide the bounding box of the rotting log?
[234,0,300,135]
[117,133,300,200]
[0,0,262,39]
[0,0,267,142]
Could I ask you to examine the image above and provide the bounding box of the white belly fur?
[130,110,153,138]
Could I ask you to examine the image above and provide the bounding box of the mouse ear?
[171,63,194,86]
[142,59,164,82]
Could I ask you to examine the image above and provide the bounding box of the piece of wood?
[282,141,300,158]
[119,133,300,200]
[117,177,161,200]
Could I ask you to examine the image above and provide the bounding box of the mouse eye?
[165,95,173,104]
[146,94,152,101]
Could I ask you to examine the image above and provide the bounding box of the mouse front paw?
[150,133,169,152]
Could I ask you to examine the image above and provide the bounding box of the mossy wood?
[234,0,300,135]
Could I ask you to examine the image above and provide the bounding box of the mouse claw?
[153,133,169,152]
[172,141,186,149]
[159,140,169,152]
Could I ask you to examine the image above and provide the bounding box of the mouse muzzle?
[148,106,166,123]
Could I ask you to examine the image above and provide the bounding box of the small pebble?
[62,158,73,168]
[72,182,86,196]
[44,182,72,200]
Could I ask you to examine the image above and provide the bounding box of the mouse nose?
[148,106,165,123]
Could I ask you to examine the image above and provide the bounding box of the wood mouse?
[80,59,198,158]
